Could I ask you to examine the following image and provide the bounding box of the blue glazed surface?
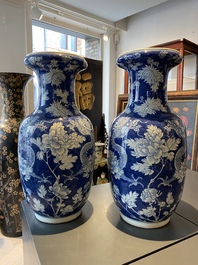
[108,49,187,223]
[18,53,95,219]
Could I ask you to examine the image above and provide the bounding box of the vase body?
[18,52,95,224]
[108,49,187,228]
[0,72,32,236]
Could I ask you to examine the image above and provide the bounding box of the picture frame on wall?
[117,90,198,171]
[117,94,129,115]
[168,90,198,171]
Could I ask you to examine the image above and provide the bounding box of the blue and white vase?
[18,52,95,224]
[108,48,187,228]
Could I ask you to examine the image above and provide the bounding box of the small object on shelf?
[96,172,108,185]
[95,142,105,162]
[93,142,108,185]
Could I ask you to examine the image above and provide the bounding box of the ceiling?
[38,0,170,34]
[52,0,170,22]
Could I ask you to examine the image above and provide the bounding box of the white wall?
[102,35,118,130]
[116,0,198,97]
[0,0,33,114]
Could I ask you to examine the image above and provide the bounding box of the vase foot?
[35,210,82,224]
[120,213,170,229]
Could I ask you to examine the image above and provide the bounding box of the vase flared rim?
[25,51,85,59]
[118,47,181,57]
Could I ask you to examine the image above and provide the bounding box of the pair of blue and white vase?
[5,48,187,229]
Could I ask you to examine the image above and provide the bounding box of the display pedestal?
[22,170,198,265]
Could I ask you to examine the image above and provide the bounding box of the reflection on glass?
[183,51,197,90]
[167,51,197,91]
[168,66,177,91]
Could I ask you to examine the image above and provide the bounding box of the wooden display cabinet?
[153,38,198,91]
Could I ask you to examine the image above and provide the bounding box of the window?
[32,20,101,60]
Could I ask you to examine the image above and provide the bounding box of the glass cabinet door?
[153,38,198,91]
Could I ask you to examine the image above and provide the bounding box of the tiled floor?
[0,231,23,265]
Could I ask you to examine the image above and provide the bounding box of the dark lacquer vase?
[108,48,187,228]
[18,52,95,224]
[0,72,32,236]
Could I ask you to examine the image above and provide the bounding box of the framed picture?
[116,90,198,171]
[117,94,129,115]
[168,90,198,171]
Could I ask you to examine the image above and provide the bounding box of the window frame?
[32,19,101,59]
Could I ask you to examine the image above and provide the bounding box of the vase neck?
[0,90,25,120]
[34,74,79,116]
[117,49,182,117]
[24,52,88,118]
[126,68,170,117]
[127,68,168,104]
[0,73,31,121]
